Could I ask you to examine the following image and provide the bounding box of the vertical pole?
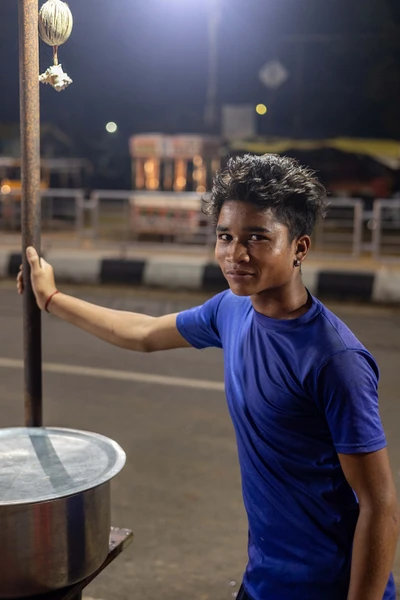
[204,0,221,130]
[18,0,43,427]
[371,199,382,261]
[351,200,363,258]
[293,41,305,137]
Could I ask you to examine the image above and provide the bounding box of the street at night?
[1,0,400,597]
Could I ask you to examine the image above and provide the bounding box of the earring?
[294,259,301,267]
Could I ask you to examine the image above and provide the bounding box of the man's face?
[215,200,301,297]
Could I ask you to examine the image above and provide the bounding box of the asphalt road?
[1,282,400,600]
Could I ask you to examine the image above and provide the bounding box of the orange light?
[174,159,187,191]
[193,155,203,167]
[144,160,155,173]
[147,179,160,190]
[1,185,11,194]
[176,176,186,188]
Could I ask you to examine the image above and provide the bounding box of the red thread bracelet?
[45,290,60,313]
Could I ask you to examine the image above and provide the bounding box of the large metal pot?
[0,427,126,598]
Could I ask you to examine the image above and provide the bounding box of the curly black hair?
[203,153,328,240]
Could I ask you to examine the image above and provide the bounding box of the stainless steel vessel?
[0,427,126,598]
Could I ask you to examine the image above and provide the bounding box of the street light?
[158,0,221,130]
[204,0,222,130]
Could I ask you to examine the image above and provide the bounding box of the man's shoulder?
[208,289,251,310]
[300,300,379,392]
[298,298,375,376]
[315,300,365,351]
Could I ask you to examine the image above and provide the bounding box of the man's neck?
[251,283,310,320]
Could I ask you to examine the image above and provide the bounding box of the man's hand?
[17,246,57,310]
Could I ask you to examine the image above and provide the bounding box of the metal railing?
[372,199,400,259]
[312,199,363,258]
[0,188,90,245]
[1,189,400,261]
[91,190,213,246]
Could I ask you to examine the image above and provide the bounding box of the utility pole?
[204,0,222,131]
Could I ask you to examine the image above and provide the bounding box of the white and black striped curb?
[3,251,400,304]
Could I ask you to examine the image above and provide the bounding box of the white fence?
[372,199,400,259]
[0,189,399,260]
[90,190,213,246]
[313,199,363,258]
[0,188,85,236]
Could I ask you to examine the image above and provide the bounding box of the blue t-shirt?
[176,291,395,600]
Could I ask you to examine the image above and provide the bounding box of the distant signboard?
[129,134,165,158]
[130,134,221,160]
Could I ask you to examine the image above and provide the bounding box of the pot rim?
[0,427,126,506]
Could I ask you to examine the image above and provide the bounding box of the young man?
[18,154,399,600]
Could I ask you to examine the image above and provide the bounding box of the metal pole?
[371,199,382,261]
[204,0,221,130]
[352,200,363,259]
[18,0,43,427]
[293,40,305,137]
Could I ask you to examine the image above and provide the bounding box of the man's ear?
[294,235,311,263]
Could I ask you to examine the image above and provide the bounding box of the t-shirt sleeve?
[308,350,387,454]
[176,292,225,349]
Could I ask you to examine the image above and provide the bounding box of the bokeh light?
[106,122,118,133]
[193,155,203,167]
[176,176,187,188]
[256,104,268,115]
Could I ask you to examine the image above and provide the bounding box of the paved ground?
[1,282,400,599]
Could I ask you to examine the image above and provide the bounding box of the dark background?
[1,0,400,185]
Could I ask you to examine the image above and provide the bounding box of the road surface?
[1,282,400,600]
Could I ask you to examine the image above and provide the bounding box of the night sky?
[1,0,400,152]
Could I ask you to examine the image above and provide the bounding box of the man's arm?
[18,247,191,353]
[48,294,191,352]
[338,449,400,600]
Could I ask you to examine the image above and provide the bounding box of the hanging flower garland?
[38,0,73,92]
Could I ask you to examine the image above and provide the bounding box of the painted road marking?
[0,357,225,392]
